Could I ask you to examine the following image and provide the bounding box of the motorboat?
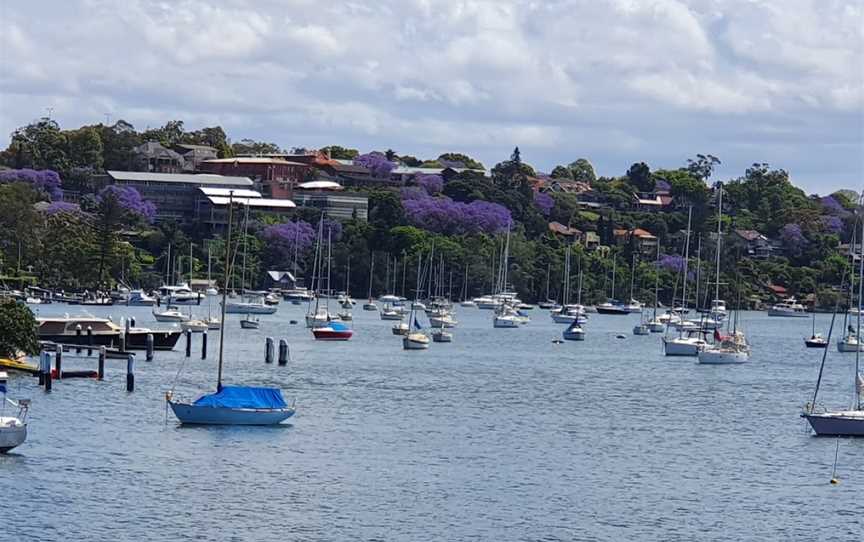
[0,373,29,453]
[767,297,809,317]
[181,319,209,333]
[624,299,644,313]
[153,305,190,323]
[380,306,403,320]
[663,335,706,356]
[283,288,313,302]
[403,332,430,350]
[264,292,281,306]
[205,316,221,330]
[460,300,477,308]
[595,301,630,315]
[205,287,219,296]
[538,299,558,310]
[224,296,278,314]
[432,329,453,343]
[240,315,259,329]
[126,289,156,306]
[493,313,520,328]
[428,313,458,328]
[474,296,501,310]
[157,283,201,305]
[804,334,828,348]
[37,315,182,350]
[363,301,378,311]
[647,319,666,333]
[411,301,426,311]
[312,320,353,341]
[337,310,353,322]
[562,321,585,341]
[837,333,864,352]
[633,323,649,335]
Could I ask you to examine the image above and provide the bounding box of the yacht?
[224,295,278,315]
[126,289,156,306]
[562,321,585,341]
[157,283,201,305]
[697,331,750,364]
[663,333,706,356]
[37,315,182,350]
[767,297,809,318]
[153,305,190,323]
[1,373,29,453]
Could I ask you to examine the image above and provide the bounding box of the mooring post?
[119,332,126,354]
[278,339,288,366]
[145,333,154,362]
[54,346,63,380]
[44,352,52,392]
[126,354,135,392]
[38,351,46,386]
[87,326,93,356]
[124,318,131,351]
[97,346,106,380]
[75,324,82,354]
[265,337,274,364]
[130,317,136,328]
[185,329,192,357]
[201,330,208,359]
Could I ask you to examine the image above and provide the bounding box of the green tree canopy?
[0,299,39,358]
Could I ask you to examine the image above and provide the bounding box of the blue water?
[2,304,862,541]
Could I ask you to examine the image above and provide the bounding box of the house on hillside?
[548,221,582,242]
[733,229,774,259]
[614,228,658,255]
[133,142,185,173]
[173,144,218,171]
[633,189,674,212]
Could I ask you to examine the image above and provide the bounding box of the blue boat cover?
[193,386,287,409]
[329,321,350,331]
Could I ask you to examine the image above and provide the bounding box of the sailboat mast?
[679,206,693,338]
[856,213,863,410]
[694,235,701,311]
[216,193,235,391]
[166,243,171,285]
[654,241,660,319]
[368,253,374,300]
[240,204,250,293]
[189,243,193,285]
[714,189,723,304]
[325,227,332,313]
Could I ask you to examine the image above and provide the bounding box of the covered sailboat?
[167,191,295,426]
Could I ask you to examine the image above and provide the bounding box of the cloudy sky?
[1,0,862,193]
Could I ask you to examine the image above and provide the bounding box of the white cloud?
[0,0,861,192]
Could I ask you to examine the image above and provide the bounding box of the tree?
[399,155,422,167]
[141,120,185,147]
[626,162,654,192]
[0,299,39,358]
[184,126,233,158]
[437,152,484,170]
[491,147,535,188]
[2,118,70,173]
[232,139,281,155]
[66,126,104,171]
[385,149,397,161]
[91,185,157,286]
[550,165,573,179]
[321,145,359,160]
[101,120,142,171]
[568,158,596,183]
[354,152,395,178]
[685,154,721,181]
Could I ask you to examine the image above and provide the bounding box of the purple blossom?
[0,168,63,200]
[401,192,511,235]
[780,223,807,248]
[98,185,157,223]
[44,201,82,215]
[820,215,843,235]
[820,196,846,215]
[262,220,316,256]
[354,152,396,178]
[533,191,554,216]
[415,174,443,194]
[656,254,685,273]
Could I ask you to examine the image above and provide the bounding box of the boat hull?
[596,306,630,315]
[312,329,353,341]
[767,310,809,318]
[663,338,704,356]
[225,304,277,314]
[562,328,585,341]
[802,411,864,436]
[403,334,430,349]
[0,421,26,453]
[493,317,519,328]
[168,401,295,425]
[697,349,749,364]
[38,331,181,350]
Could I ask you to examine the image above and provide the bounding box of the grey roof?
[175,144,217,152]
[106,170,253,186]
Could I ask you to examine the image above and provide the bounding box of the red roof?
[768,284,788,294]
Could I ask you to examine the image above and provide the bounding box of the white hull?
[380,311,403,321]
[460,301,476,308]
[493,316,520,328]
[633,325,649,335]
[403,334,430,349]
[168,401,294,425]
[432,331,453,342]
[428,316,457,328]
[836,337,864,352]
[363,303,378,311]
[0,419,27,453]
[767,309,809,318]
[663,337,705,356]
[803,411,864,436]
[305,314,331,328]
[647,321,665,333]
[562,327,585,341]
[224,303,277,314]
[153,313,189,323]
[392,324,409,336]
[697,348,749,364]
[181,320,209,333]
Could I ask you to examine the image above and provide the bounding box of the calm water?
[2,302,862,541]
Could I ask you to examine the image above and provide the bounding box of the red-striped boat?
[312,321,353,341]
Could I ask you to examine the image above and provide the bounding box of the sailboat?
[305,219,334,328]
[312,226,353,341]
[403,253,431,349]
[492,225,521,328]
[363,253,378,311]
[205,242,218,296]
[596,258,629,314]
[647,242,665,333]
[0,372,29,453]
[663,206,706,356]
[804,303,827,348]
[167,192,296,425]
[698,185,750,364]
[803,211,864,435]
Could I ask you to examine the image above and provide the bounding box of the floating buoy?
[830,477,840,485]
[616,334,626,339]
[552,339,564,344]
[289,320,298,325]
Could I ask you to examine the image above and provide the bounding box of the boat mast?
[401,254,407,298]
[367,253,374,301]
[694,235,701,311]
[714,190,722,306]
[545,263,551,302]
[325,226,332,314]
[654,241,660,319]
[189,243,193,286]
[611,258,616,301]
[856,212,863,410]
[166,243,171,285]
[679,206,693,339]
[240,204,250,293]
[216,193,235,391]
[629,252,635,303]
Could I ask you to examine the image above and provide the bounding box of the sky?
[0,0,862,194]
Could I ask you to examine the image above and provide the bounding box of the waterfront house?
[199,157,309,199]
[133,142,185,173]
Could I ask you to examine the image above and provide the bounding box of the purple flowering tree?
[354,152,396,178]
[401,191,511,235]
[262,220,316,259]
[656,254,686,273]
[415,174,443,195]
[820,196,847,215]
[820,215,843,235]
[44,201,82,215]
[533,191,554,216]
[0,168,63,200]
[98,185,157,223]
[780,223,807,252]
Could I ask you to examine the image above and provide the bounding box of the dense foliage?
[0,299,39,358]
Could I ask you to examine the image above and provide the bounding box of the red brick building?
[198,157,309,198]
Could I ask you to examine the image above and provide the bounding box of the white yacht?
[0,372,29,453]
[153,305,190,323]
[663,334,706,356]
[157,283,201,305]
[126,289,156,306]
[767,297,808,318]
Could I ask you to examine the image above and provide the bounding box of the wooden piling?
[38,352,46,386]
[75,325,82,354]
[278,339,288,366]
[126,354,135,392]
[119,332,126,354]
[87,326,93,356]
[185,329,192,357]
[265,337,274,364]
[44,353,52,392]
[97,346,106,380]
[145,333,154,362]
[54,347,63,380]
[201,330,208,359]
